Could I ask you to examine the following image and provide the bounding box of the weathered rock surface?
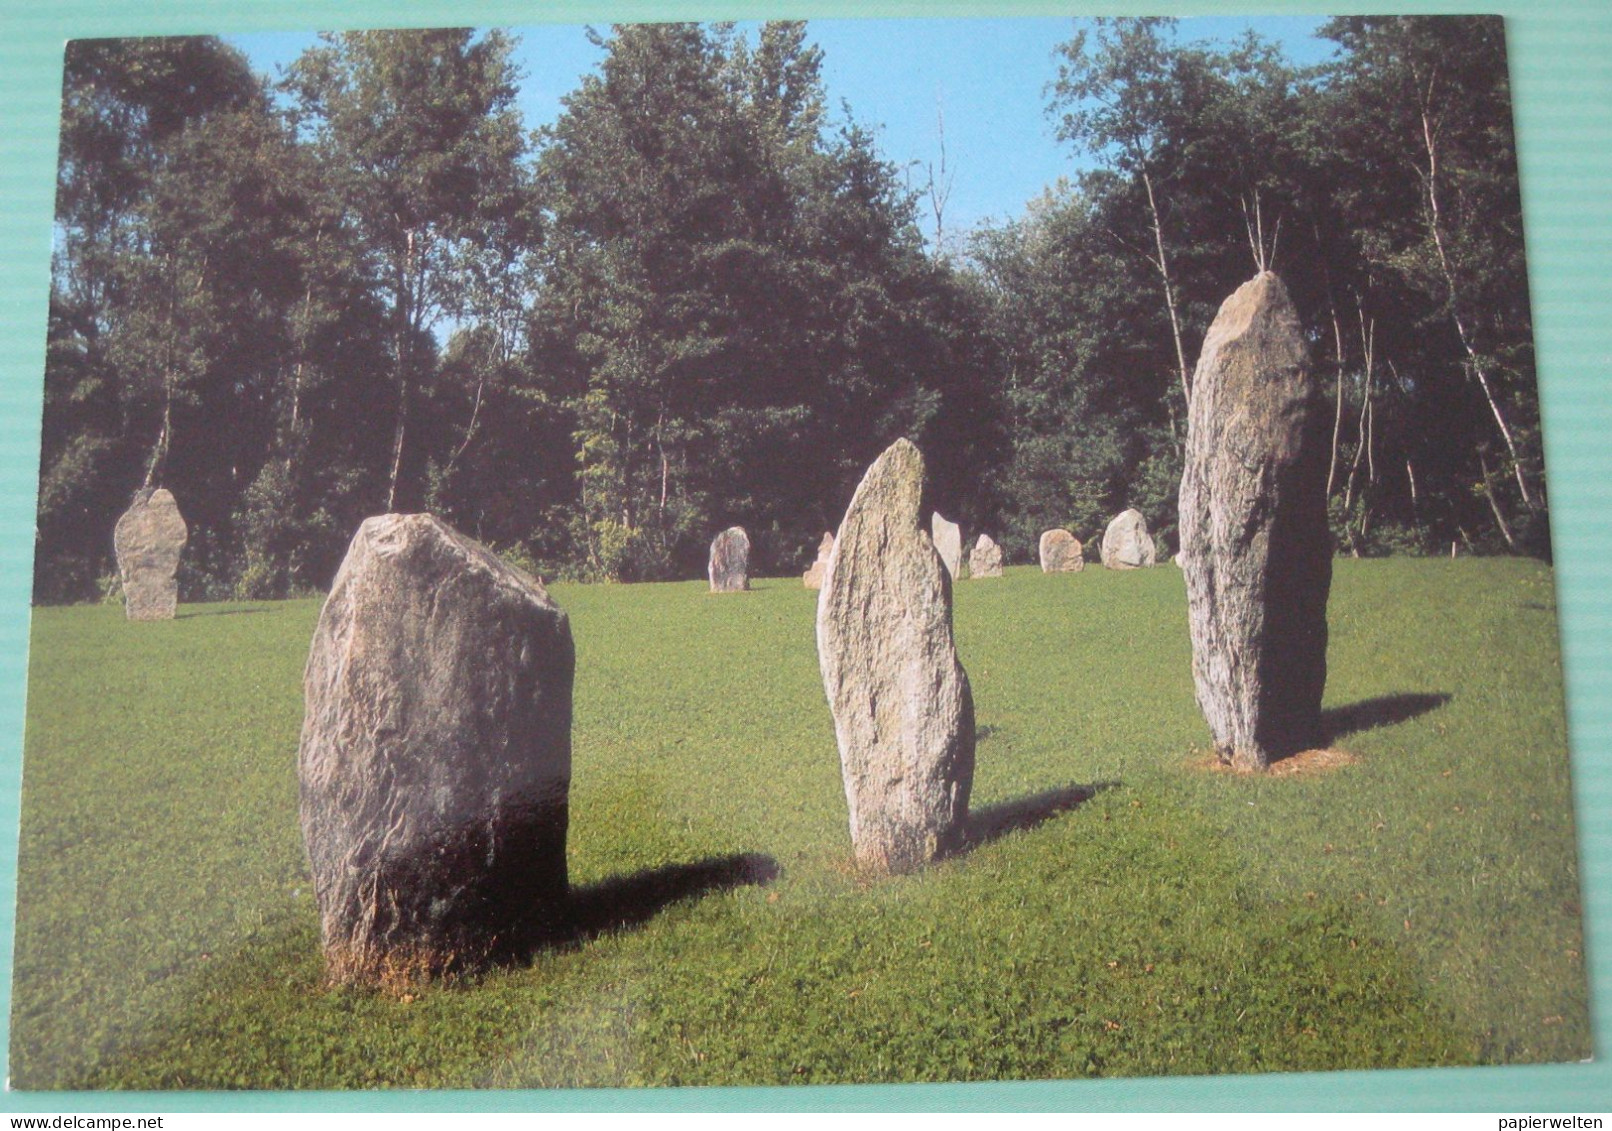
[1179,271,1331,770]
[1100,509,1157,570]
[817,439,974,874]
[1038,529,1084,573]
[299,514,574,985]
[803,531,835,590]
[708,526,751,593]
[968,533,1004,579]
[113,488,188,621]
[931,512,963,580]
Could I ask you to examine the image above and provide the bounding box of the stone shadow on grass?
[175,607,274,619]
[953,781,1118,854]
[525,852,780,957]
[1320,693,1451,744]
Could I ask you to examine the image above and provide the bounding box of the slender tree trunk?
[385,229,421,514]
[1416,83,1535,510]
[1478,449,1517,549]
[1141,169,1191,408]
[1325,298,1347,499]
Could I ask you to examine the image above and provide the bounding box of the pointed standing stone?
[931,512,963,580]
[968,533,1004,578]
[817,440,974,874]
[1179,272,1331,770]
[113,488,188,621]
[1038,529,1084,573]
[299,514,574,985]
[708,526,751,592]
[803,531,835,590]
[1100,509,1157,569]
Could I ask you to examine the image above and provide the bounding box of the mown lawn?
[7,558,1590,1089]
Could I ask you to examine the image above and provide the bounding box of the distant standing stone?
[1038,529,1084,573]
[299,514,575,985]
[1179,271,1331,770]
[968,533,1004,579]
[817,439,974,874]
[803,531,835,590]
[709,526,751,592]
[113,487,187,621]
[1100,509,1157,569]
[931,512,963,580]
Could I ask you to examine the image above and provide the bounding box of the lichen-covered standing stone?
[968,533,1004,579]
[709,526,751,592]
[931,512,963,580]
[113,488,188,621]
[299,514,574,985]
[1038,529,1084,573]
[1100,509,1157,569]
[1179,272,1331,770]
[817,440,974,874]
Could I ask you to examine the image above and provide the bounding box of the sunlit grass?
[9,558,1589,1088]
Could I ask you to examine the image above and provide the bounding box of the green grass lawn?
[8,558,1590,1089]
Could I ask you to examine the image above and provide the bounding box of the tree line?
[37,16,1544,603]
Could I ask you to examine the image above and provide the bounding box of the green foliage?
[532,22,1002,579]
[35,17,1549,605]
[10,561,1588,1087]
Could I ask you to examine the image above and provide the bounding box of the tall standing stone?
[1100,509,1157,569]
[299,514,574,985]
[1038,529,1084,573]
[802,531,835,590]
[931,512,963,580]
[708,526,751,592]
[1179,271,1331,770]
[817,440,974,874]
[113,488,188,621]
[968,533,1004,578]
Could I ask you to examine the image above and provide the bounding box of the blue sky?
[232,16,1335,241]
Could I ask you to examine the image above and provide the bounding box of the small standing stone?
[803,531,835,590]
[1038,529,1084,573]
[1100,509,1157,570]
[113,487,188,621]
[968,534,1004,579]
[299,514,574,985]
[708,526,751,592]
[931,512,963,580]
[817,439,974,874]
[1179,271,1331,770]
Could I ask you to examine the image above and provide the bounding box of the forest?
[35,16,1545,602]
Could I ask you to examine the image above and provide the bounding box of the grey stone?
[113,488,188,621]
[299,513,574,985]
[1179,271,1331,770]
[968,534,1004,578]
[1100,509,1157,569]
[708,526,751,593]
[1038,529,1084,573]
[931,512,963,580]
[803,531,835,590]
[817,439,974,874]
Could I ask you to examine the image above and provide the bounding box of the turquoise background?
[0,0,1606,1113]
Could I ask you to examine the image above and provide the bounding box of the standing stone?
[1100,509,1157,569]
[1179,271,1331,770]
[1038,529,1084,573]
[968,533,1004,579]
[802,531,835,590]
[299,514,574,986]
[931,512,963,580]
[112,488,188,621]
[817,439,974,874]
[708,526,751,592]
